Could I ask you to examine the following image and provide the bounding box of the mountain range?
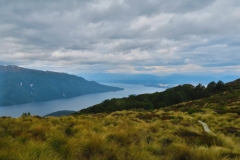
[0,65,123,106]
[80,73,240,88]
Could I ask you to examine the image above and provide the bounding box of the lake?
[0,83,165,117]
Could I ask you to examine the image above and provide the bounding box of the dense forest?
[75,80,225,114]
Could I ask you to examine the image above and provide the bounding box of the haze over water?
[0,83,165,117]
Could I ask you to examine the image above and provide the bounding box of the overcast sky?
[0,0,240,76]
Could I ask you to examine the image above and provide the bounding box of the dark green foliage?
[0,65,123,106]
[75,80,227,114]
[215,80,225,92]
[207,80,225,93]
[21,112,31,117]
[207,81,216,92]
[44,110,76,117]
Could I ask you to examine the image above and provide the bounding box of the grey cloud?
[126,0,216,14]
[0,0,239,75]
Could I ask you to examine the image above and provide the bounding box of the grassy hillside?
[0,79,240,160]
[1,109,240,159]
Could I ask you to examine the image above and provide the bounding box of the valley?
[0,78,240,159]
[0,83,165,117]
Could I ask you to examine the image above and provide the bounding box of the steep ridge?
[0,65,123,106]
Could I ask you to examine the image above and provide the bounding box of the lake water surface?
[0,83,165,117]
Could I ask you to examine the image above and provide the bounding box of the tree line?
[74,80,225,114]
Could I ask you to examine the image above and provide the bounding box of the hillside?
[164,78,240,114]
[0,79,240,159]
[0,65,123,106]
[44,110,76,117]
[74,80,226,114]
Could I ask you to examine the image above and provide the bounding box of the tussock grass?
[1,97,240,159]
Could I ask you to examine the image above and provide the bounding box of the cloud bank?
[0,0,240,75]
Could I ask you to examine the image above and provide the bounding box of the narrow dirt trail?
[198,120,211,133]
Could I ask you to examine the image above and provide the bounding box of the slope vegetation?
[75,80,226,114]
[0,79,240,159]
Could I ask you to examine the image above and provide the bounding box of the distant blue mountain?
[0,65,123,106]
[81,73,160,83]
[80,73,239,87]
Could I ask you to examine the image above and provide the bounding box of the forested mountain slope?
[0,65,123,106]
[74,79,232,114]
